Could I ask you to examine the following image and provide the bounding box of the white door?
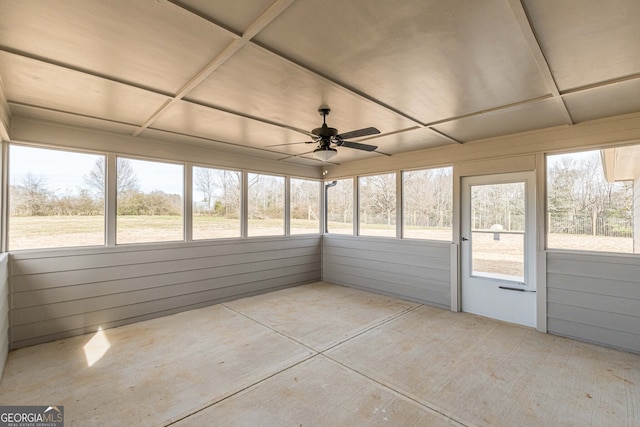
[460,172,536,327]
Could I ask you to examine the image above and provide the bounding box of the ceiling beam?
[132,39,246,136]
[560,72,640,96]
[0,76,11,141]
[507,0,574,125]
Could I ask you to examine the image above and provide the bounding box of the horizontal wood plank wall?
[0,254,8,379]
[322,235,451,308]
[547,251,640,353]
[10,236,321,349]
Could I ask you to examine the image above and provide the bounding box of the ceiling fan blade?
[337,127,380,140]
[266,141,314,147]
[340,141,378,152]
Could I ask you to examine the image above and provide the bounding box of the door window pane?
[9,145,105,250]
[326,179,353,234]
[290,178,320,234]
[471,182,525,282]
[248,173,284,236]
[402,167,452,240]
[193,166,241,239]
[116,158,183,244]
[359,173,396,237]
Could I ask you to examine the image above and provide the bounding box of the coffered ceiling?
[1,0,639,166]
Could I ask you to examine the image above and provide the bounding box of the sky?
[546,149,599,168]
[9,144,605,198]
[10,145,184,196]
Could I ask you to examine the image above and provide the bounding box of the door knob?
[461,237,468,241]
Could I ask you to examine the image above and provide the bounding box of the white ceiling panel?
[8,104,140,136]
[1,1,639,166]
[139,127,302,163]
[523,0,640,91]
[363,128,455,155]
[433,98,568,143]
[0,52,170,125]
[185,44,418,136]
[0,0,234,93]
[254,0,550,123]
[151,100,306,151]
[563,79,640,124]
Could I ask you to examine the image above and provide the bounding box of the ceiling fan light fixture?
[313,146,337,162]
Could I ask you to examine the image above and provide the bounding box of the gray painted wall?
[8,232,640,354]
[10,236,321,349]
[322,234,451,308]
[547,251,640,353]
[0,254,8,379]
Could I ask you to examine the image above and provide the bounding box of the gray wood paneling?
[322,235,451,308]
[547,251,640,353]
[10,236,321,349]
[0,254,9,380]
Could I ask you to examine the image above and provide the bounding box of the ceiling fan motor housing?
[312,124,338,138]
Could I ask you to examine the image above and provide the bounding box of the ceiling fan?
[269,107,380,161]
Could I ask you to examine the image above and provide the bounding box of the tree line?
[12,152,629,238]
[10,159,181,216]
[327,168,454,228]
[11,161,321,220]
[547,152,632,236]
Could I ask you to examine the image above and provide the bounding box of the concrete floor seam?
[316,303,424,354]
[321,353,474,427]
[166,299,426,427]
[221,302,319,352]
[164,352,319,427]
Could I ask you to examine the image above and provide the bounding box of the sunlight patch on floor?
[83,327,111,367]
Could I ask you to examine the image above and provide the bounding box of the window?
[547,149,634,253]
[290,178,320,234]
[326,178,354,234]
[116,157,184,244]
[9,145,105,250]
[402,167,453,240]
[247,173,284,236]
[192,166,241,239]
[358,173,396,237]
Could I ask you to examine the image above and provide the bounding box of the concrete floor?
[1,281,638,426]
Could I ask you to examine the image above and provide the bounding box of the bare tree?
[11,173,53,216]
[221,170,242,218]
[360,174,396,225]
[194,168,241,217]
[195,167,217,213]
[84,157,139,196]
[327,179,353,224]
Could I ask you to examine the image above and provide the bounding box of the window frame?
[357,171,398,238]
[545,147,635,254]
[401,165,453,241]
[7,142,108,251]
[246,171,286,237]
[114,155,186,245]
[325,177,356,235]
[191,164,243,241]
[289,176,322,235]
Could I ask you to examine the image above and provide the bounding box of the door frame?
[451,154,547,332]
[460,171,536,326]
